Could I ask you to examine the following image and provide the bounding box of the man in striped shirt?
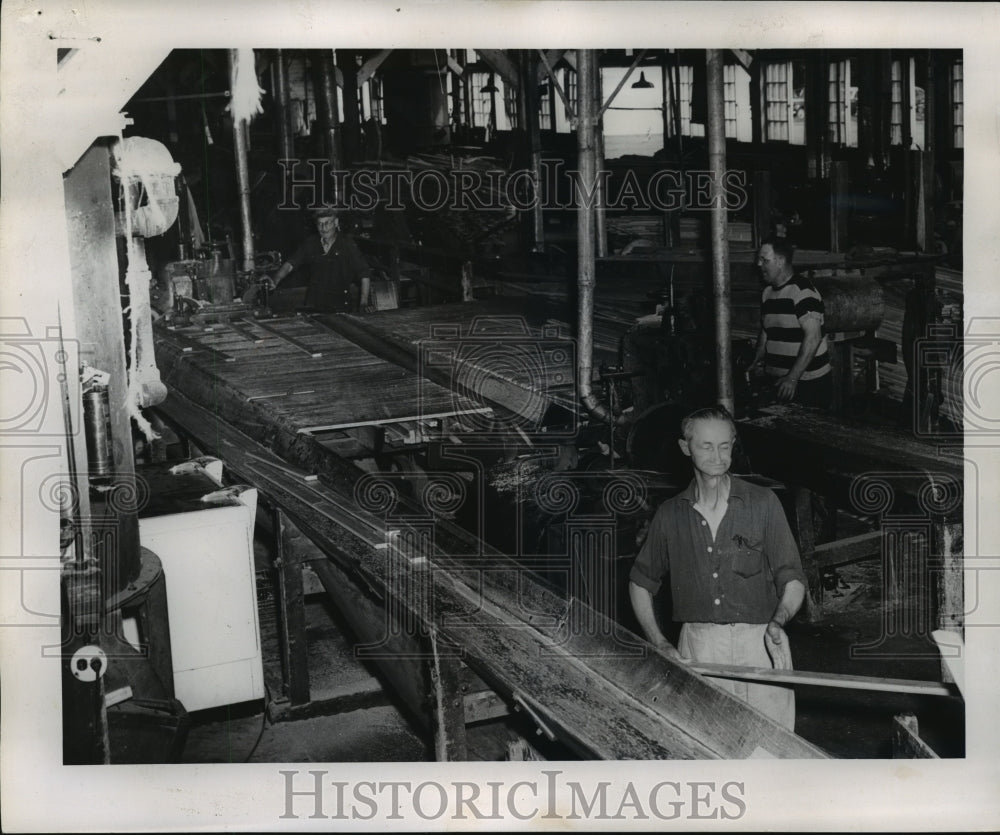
[749,237,832,408]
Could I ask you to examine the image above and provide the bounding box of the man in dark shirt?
[246,207,371,313]
[629,405,806,729]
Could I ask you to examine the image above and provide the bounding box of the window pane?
[952,59,964,149]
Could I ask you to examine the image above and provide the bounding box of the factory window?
[889,58,924,148]
[890,56,925,148]
[553,67,576,133]
[764,61,790,141]
[762,61,804,144]
[725,63,753,142]
[361,76,384,124]
[951,58,963,149]
[890,60,904,145]
[678,65,705,138]
[538,78,553,130]
[827,59,858,147]
[469,72,513,133]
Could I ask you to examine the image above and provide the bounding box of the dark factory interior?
[44,44,967,766]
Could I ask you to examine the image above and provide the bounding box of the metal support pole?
[229,49,256,274]
[706,49,734,414]
[520,50,545,253]
[661,56,671,247]
[576,49,623,426]
[594,55,607,258]
[317,49,342,170]
[273,49,295,163]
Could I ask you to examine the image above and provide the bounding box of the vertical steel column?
[273,49,295,163]
[593,54,608,258]
[338,50,362,166]
[706,49,734,414]
[317,49,342,171]
[520,50,545,252]
[529,64,546,253]
[577,49,599,417]
[660,55,672,247]
[576,49,621,425]
[229,49,256,273]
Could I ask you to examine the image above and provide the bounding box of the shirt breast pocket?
[732,541,764,579]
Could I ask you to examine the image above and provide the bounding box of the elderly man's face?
[756,243,785,287]
[679,417,735,478]
[316,214,339,238]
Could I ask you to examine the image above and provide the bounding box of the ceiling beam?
[476,49,520,89]
[357,49,393,86]
[54,43,172,171]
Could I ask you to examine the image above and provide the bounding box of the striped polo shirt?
[761,274,831,381]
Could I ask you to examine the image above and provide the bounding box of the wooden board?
[318,298,581,423]
[155,316,488,442]
[738,403,963,481]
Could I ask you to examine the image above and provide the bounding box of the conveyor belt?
[154,387,830,760]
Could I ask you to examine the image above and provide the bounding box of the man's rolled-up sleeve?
[763,491,807,592]
[629,506,669,594]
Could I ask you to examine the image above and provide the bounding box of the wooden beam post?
[274,507,310,706]
[892,713,939,758]
[429,636,469,761]
[829,160,850,253]
[934,519,963,683]
[791,486,822,619]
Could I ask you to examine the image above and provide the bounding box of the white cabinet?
[137,461,264,713]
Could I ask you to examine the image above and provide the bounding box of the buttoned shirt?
[288,233,371,313]
[629,476,806,624]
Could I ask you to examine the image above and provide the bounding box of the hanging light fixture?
[481,73,498,93]
[631,70,654,89]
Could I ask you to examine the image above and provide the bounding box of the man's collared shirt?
[630,476,806,624]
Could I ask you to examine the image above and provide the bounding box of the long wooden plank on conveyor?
[155,387,830,760]
[159,325,238,363]
[154,316,488,434]
[739,403,963,478]
[317,298,580,425]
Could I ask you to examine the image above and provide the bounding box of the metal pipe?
[273,49,295,162]
[706,49,734,414]
[576,49,626,426]
[519,50,545,252]
[229,49,256,274]
[132,91,231,104]
[594,55,607,258]
[317,49,342,170]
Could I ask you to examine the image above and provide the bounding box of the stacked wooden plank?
[318,299,582,425]
[154,316,490,454]
[875,275,910,402]
[871,265,963,404]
